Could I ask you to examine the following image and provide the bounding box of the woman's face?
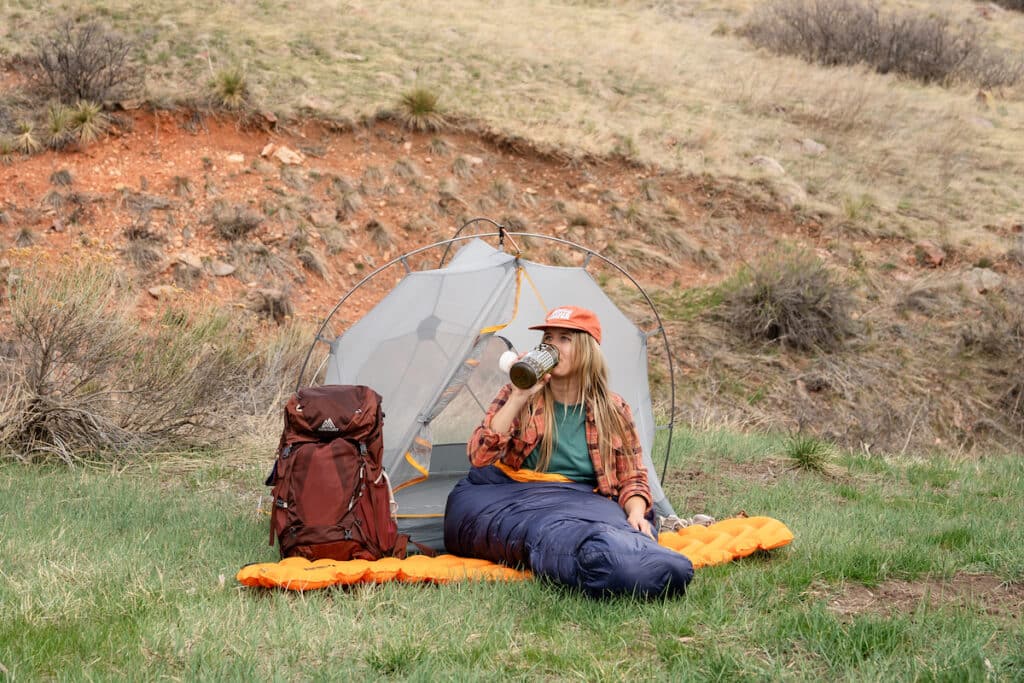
[540,327,578,378]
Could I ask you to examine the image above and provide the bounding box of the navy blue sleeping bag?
[443,465,694,597]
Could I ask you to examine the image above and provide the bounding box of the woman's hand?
[489,373,549,435]
[624,496,654,539]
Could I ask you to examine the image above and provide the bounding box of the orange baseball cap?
[529,306,602,344]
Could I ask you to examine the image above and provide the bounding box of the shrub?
[723,249,856,351]
[989,0,1024,10]
[0,264,266,462]
[397,88,446,132]
[30,19,142,103]
[742,0,1023,87]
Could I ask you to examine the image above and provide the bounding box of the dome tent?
[298,227,678,551]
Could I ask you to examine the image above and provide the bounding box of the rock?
[309,209,336,228]
[751,155,786,176]
[466,155,484,166]
[913,240,945,268]
[772,178,807,209]
[226,153,245,164]
[964,267,1003,294]
[259,110,278,127]
[260,142,276,158]
[50,218,65,233]
[176,251,203,270]
[272,145,305,165]
[801,138,827,156]
[210,260,236,277]
[147,285,178,300]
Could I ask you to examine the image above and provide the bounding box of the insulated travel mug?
[509,343,560,389]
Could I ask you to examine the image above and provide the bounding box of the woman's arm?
[624,495,653,538]
[612,399,652,515]
[467,380,547,467]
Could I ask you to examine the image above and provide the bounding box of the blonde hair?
[521,331,631,474]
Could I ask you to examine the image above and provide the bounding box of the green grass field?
[3,432,1022,680]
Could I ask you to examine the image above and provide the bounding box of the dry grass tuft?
[723,249,856,352]
[249,287,294,324]
[49,169,73,187]
[210,201,264,241]
[335,191,363,220]
[452,155,475,179]
[365,218,394,250]
[392,157,422,180]
[428,137,452,156]
[15,227,36,247]
[297,246,329,279]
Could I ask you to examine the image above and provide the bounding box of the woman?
[443,306,694,597]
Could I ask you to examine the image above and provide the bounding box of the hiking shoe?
[657,514,717,533]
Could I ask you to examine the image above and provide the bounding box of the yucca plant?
[0,135,16,164]
[211,68,247,110]
[71,100,107,145]
[15,121,41,155]
[397,88,446,132]
[45,103,73,149]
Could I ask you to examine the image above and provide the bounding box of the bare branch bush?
[29,19,143,104]
[0,264,308,463]
[742,0,1023,87]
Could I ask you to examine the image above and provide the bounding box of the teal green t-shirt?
[522,401,596,486]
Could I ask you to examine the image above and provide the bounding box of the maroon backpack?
[266,384,408,561]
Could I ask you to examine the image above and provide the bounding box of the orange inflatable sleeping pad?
[237,516,794,591]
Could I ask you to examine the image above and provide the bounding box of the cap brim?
[528,322,597,340]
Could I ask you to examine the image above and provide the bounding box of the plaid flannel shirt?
[468,383,651,513]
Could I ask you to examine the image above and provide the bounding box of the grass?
[2,1,1022,243]
[1,431,1022,679]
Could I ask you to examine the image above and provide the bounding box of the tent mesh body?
[323,239,674,550]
